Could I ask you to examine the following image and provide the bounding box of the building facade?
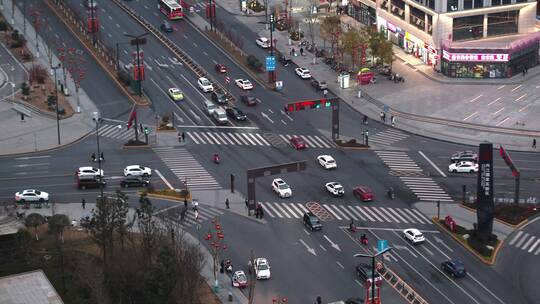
[344,0,539,78]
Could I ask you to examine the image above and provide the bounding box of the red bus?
[158,0,184,20]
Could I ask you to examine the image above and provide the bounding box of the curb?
[459,203,529,229]
[431,217,502,265]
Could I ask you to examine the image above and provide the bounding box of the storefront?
[441,44,539,78]
[377,16,404,48]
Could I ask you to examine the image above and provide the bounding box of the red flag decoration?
[127,105,137,130]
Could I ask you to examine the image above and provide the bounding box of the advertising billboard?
[476,143,494,241]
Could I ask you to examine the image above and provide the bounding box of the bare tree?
[25,213,45,240]
[319,16,341,56]
[137,193,162,266]
[48,214,70,243]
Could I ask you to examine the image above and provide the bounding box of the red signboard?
[499,146,519,177]
[87,18,99,33]
[133,65,145,81]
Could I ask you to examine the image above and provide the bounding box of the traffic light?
[143,127,149,135]
[285,98,338,113]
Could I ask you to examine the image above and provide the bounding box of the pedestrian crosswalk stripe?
[303,135,320,148]
[265,203,281,217]
[224,133,241,145]
[363,207,384,222]
[347,206,366,221]
[323,204,342,220]
[401,208,423,223]
[289,203,304,215]
[522,236,536,250]
[338,205,357,220]
[379,207,400,223]
[261,203,276,218]
[255,133,271,146]
[372,207,394,222]
[509,231,524,245]
[356,206,376,221]
[331,205,349,220]
[528,239,540,253]
[388,208,408,223]
[369,130,409,146]
[279,134,289,142]
[282,204,300,218]
[410,209,432,224]
[248,133,264,145]
[211,132,228,144]
[274,203,291,218]
[516,233,530,247]
[187,132,200,144]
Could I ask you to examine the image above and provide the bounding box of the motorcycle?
[387,188,395,200]
[224,259,233,273]
[360,234,369,245]
[349,221,357,233]
[213,153,220,164]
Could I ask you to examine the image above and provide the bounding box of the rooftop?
[0,270,64,304]
[447,32,540,50]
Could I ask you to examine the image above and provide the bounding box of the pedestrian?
[136,208,141,218]
[525,67,528,74]
[391,115,395,126]
[382,112,386,123]
[100,151,104,161]
[220,260,225,273]
[225,198,230,209]
[363,115,368,125]
[180,208,186,222]
[259,207,264,219]
[323,89,328,98]
[81,198,86,209]
[380,112,384,122]
[290,48,294,56]
[184,198,188,208]
[245,199,249,208]
[181,132,185,142]
[300,47,304,56]
[523,69,526,76]
[533,138,537,149]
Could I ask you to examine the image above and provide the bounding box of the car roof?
[79,166,96,171]
[169,88,180,92]
[126,165,144,169]
[258,37,268,41]
[318,154,332,159]
[405,228,422,234]
[355,186,371,192]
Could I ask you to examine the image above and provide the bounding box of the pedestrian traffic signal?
[143,127,149,134]
[285,98,338,113]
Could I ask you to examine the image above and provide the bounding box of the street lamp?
[92,111,104,198]
[51,64,62,145]
[123,31,149,97]
[354,246,393,304]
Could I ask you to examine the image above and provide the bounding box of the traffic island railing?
[377,264,429,304]
[43,0,150,107]
[334,138,370,150]
[110,0,235,102]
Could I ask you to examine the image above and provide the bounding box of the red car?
[290,137,307,149]
[353,186,374,202]
[215,63,227,73]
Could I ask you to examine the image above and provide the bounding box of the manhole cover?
[306,202,333,222]
[389,170,426,177]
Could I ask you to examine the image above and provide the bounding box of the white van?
[213,107,228,124]
[203,99,216,115]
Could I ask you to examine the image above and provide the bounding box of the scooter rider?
[91,152,96,162]
[349,219,356,232]
[361,233,368,245]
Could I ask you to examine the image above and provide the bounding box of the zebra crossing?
[153,147,222,190]
[96,124,139,140]
[260,202,432,225]
[186,131,335,148]
[507,231,540,255]
[158,205,224,228]
[369,129,410,146]
[375,150,453,202]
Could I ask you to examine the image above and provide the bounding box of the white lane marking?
[518,104,531,112]
[336,261,345,269]
[14,155,51,160]
[497,85,505,90]
[463,111,478,121]
[487,97,501,105]
[154,170,173,190]
[491,107,505,115]
[281,119,287,125]
[193,42,198,47]
[149,78,195,125]
[528,239,540,253]
[418,151,446,177]
[323,204,342,220]
[203,51,208,56]
[511,85,522,92]
[261,203,275,218]
[265,203,282,217]
[521,236,536,250]
[496,117,510,126]
[515,233,529,248]
[281,110,294,121]
[515,94,527,102]
[468,95,482,103]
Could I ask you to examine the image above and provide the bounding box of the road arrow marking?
[155,169,173,190]
[174,112,184,124]
[190,110,201,121]
[336,261,345,269]
[15,163,48,167]
[261,112,274,123]
[324,235,341,251]
[433,236,453,252]
[280,110,294,121]
[319,244,327,252]
[299,239,316,256]
[15,155,50,160]
[394,245,418,258]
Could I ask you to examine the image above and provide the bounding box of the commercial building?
[343,0,539,78]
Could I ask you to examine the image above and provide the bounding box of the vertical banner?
[476,143,494,241]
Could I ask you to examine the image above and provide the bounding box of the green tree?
[25,213,45,240]
[146,245,178,303]
[366,27,383,64]
[379,39,395,69]
[48,214,71,243]
[319,16,341,55]
[340,30,364,69]
[15,228,33,264]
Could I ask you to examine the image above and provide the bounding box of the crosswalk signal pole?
[230,174,235,193]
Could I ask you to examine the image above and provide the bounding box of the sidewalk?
[1,201,248,304]
[0,1,97,155]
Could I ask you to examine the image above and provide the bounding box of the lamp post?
[115,41,130,71]
[354,247,393,304]
[92,111,104,198]
[123,32,148,97]
[51,64,62,145]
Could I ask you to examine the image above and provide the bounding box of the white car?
[15,189,49,203]
[77,166,104,178]
[295,67,311,79]
[197,77,214,92]
[317,155,337,169]
[325,182,344,197]
[253,258,271,279]
[235,79,253,90]
[403,228,425,244]
[448,161,478,173]
[272,178,292,198]
[124,165,152,177]
[256,37,270,48]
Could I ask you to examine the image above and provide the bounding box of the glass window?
[473,0,484,8]
[427,14,433,34]
[427,0,435,9]
[380,0,389,10]
[516,0,527,2]
[447,0,458,11]
[491,0,502,6]
[453,15,484,41]
[464,0,473,9]
[410,7,426,31]
[391,0,405,20]
[487,11,518,36]
[502,0,511,4]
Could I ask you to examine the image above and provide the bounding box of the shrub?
[247,0,265,12]
[0,20,8,32]
[246,55,262,71]
[29,65,47,84]
[289,30,304,41]
[118,70,131,86]
[276,19,288,31]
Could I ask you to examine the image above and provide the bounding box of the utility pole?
[207,0,216,31]
[29,9,41,58]
[124,32,148,98]
[268,14,276,83]
[52,64,62,145]
[93,111,104,198]
[248,249,257,304]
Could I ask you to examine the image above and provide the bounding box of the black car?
[355,263,382,284]
[241,95,257,106]
[303,212,322,231]
[211,89,229,104]
[450,151,478,163]
[120,176,150,188]
[311,79,328,90]
[160,21,173,33]
[77,176,106,190]
[226,107,247,121]
[441,259,466,278]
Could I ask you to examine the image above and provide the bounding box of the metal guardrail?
[110,0,235,101]
[377,264,429,304]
